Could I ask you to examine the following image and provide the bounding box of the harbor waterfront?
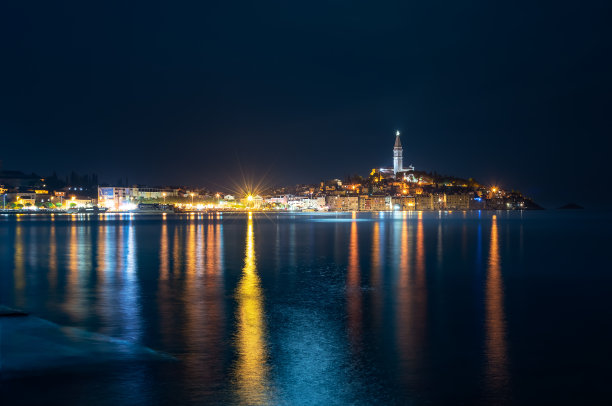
[1,211,611,405]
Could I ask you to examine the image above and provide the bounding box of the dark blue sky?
[1,1,610,207]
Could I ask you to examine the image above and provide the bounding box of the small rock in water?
[557,203,584,210]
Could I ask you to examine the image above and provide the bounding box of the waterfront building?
[433,193,446,210]
[415,194,434,210]
[66,197,95,208]
[445,193,471,210]
[286,196,326,211]
[358,195,391,211]
[326,195,359,211]
[98,186,178,210]
[392,196,416,210]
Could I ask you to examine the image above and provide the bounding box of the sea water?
[1,211,611,405]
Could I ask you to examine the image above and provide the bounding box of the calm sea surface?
[1,211,611,405]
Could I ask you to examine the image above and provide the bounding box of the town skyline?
[0,128,581,209]
[2,131,551,211]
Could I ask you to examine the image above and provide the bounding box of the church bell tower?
[393,130,403,175]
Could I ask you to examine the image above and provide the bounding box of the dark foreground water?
[1,211,611,405]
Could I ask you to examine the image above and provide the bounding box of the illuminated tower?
[393,130,403,175]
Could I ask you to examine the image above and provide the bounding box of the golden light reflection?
[173,225,181,277]
[398,214,411,288]
[415,212,427,346]
[13,224,24,306]
[199,222,226,381]
[371,221,383,326]
[416,212,426,287]
[396,214,411,365]
[485,215,509,393]
[95,224,115,325]
[93,224,108,324]
[64,223,88,322]
[48,223,57,288]
[160,221,169,280]
[371,222,381,284]
[96,225,106,284]
[186,223,197,279]
[234,213,271,405]
[158,221,174,350]
[206,223,215,276]
[65,224,79,317]
[184,218,208,378]
[397,213,427,375]
[347,218,362,347]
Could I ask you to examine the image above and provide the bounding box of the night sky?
[1,1,610,207]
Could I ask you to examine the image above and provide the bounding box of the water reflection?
[202,221,225,382]
[371,221,383,328]
[396,214,412,366]
[64,223,86,321]
[183,221,208,386]
[177,219,227,389]
[13,223,24,306]
[347,218,362,348]
[436,222,443,269]
[48,223,57,288]
[485,215,509,396]
[95,224,106,284]
[234,213,271,405]
[0,212,538,405]
[113,223,141,341]
[159,221,169,280]
[396,213,427,379]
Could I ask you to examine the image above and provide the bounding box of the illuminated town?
[0,131,540,214]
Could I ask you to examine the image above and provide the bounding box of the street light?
[190,193,194,205]
[162,192,167,205]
